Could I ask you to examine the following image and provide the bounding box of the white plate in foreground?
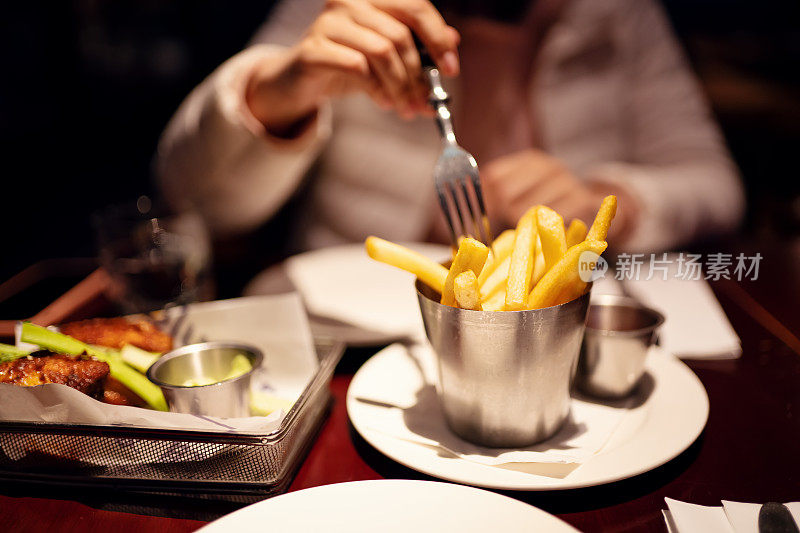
[198,479,577,533]
[347,344,709,491]
[245,243,451,346]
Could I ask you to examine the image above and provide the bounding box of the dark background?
[1,0,799,293]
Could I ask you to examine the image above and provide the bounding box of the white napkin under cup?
[664,498,800,533]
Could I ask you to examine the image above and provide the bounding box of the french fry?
[566,218,588,247]
[441,238,490,306]
[480,250,495,279]
[481,287,507,311]
[552,196,614,306]
[537,206,567,272]
[505,207,539,311]
[531,240,547,286]
[478,229,516,285]
[453,270,482,310]
[527,240,608,309]
[479,255,511,301]
[557,278,592,305]
[561,199,615,303]
[365,236,449,294]
[586,195,617,241]
[492,229,517,257]
[556,197,615,303]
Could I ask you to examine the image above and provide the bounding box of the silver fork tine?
[455,177,478,240]
[468,170,492,244]
[435,183,459,248]
[448,179,471,243]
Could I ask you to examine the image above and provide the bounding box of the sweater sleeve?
[584,0,745,253]
[156,44,332,236]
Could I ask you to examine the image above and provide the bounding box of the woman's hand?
[246,0,460,136]
[482,149,639,242]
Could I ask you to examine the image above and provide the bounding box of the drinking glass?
[94,197,213,313]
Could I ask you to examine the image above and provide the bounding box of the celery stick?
[91,350,168,411]
[20,323,168,411]
[250,391,294,416]
[0,343,32,363]
[20,322,85,355]
[120,344,161,373]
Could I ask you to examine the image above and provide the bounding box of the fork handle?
[424,67,449,105]
[414,36,457,144]
[414,36,449,104]
[426,72,457,145]
[414,38,456,144]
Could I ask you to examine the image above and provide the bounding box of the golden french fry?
[365,236,448,294]
[505,207,539,311]
[453,270,482,310]
[480,249,495,279]
[478,229,516,285]
[556,278,592,305]
[586,195,617,241]
[531,241,546,286]
[527,240,608,309]
[561,196,615,302]
[492,229,517,256]
[479,255,511,301]
[481,287,507,311]
[537,206,567,272]
[566,218,588,247]
[441,238,490,306]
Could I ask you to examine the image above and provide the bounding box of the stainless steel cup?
[576,294,665,399]
[146,341,263,418]
[416,281,591,448]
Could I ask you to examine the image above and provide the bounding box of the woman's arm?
[156,44,332,236]
[157,0,460,237]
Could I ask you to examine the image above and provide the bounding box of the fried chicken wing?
[0,354,109,400]
[60,318,173,353]
[102,376,146,407]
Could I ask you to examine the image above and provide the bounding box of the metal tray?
[0,339,344,498]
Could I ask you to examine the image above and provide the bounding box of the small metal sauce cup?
[146,341,263,418]
[416,280,591,448]
[576,294,665,399]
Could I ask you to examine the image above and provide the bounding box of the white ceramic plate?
[347,344,709,491]
[198,479,578,532]
[245,243,451,346]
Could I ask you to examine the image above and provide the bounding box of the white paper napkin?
[281,243,450,341]
[0,382,283,433]
[665,499,736,533]
[664,498,800,533]
[353,343,633,476]
[593,253,741,360]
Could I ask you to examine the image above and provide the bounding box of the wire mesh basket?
[0,339,344,497]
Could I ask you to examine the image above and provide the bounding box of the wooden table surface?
[2,245,799,532]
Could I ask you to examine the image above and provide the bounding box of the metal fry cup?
[416,280,591,448]
[576,294,665,399]
[147,341,263,418]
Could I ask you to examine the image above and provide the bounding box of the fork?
[419,49,492,248]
